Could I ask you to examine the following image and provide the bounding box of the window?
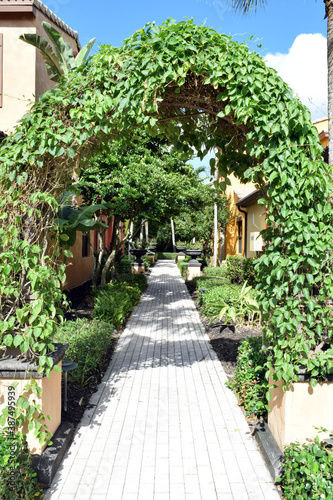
[0,34,3,108]
[237,218,243,254]
[82,233,89,258]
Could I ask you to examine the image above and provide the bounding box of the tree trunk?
[128,220,133,260]
[213,202,218,267]
[101,220,132,287]
[326,1,333,165]
[170,218,176,252]
[145,220,149,243]
[89,230,105,288]
[140,220,144,242]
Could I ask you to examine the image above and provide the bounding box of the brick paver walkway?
[45,261,280,500]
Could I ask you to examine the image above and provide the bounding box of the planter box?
[131,263,145,274]
[268,373,333,451]
[187,261,202,280]
[0,343,68,455]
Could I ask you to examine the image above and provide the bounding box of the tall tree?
[227,0,332,164]
[78,133,197,286]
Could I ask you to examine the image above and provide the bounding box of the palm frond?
[228,0,268,14]
[19,33,62,81]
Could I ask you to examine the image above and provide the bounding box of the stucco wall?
[224,174,256,258]
[246,201,266,258]
[0,7,79,132]
[63,231,94,291]
[0,20,36,132]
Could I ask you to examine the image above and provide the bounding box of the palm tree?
[19,22,95,82]
[227,0,333,165]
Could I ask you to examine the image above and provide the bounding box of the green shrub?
[53,319,114,385]
[225,255,257,286]
[0,431,43,499]
[116,256,132,275]
[156,252,178,260]
[118,273,147,292]
[94,281,141,327]
[202,266,229,278]
[227,337,267,417]
[193,276,230,292]
[201,283,260,325]
[177,257,190,279]
[279,435,333,499]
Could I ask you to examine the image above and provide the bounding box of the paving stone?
[45,261,279,499]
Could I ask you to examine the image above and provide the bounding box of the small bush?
[279,435,333,499]
[53,319,114,385]
[0,431,43,499]
[201,283,260,325]
[193,276,230,291]
[94,281,141,327]
[202,266,229,278]
[156,252,178,260]
[116,256,132,275]
[226,255,257,286]
[177,257,190,279]
[118,273,147,293]
[227,337,267,417]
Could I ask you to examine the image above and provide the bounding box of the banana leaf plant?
[19,22,95,82]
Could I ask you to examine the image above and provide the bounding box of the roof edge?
[0,0,80,48]
[34,0,80,48]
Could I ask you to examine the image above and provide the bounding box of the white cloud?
[264,33,327,121]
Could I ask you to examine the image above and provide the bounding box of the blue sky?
[45,0,326,53]
[43,0,328,172]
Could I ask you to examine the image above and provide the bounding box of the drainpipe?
[237,207,247,258]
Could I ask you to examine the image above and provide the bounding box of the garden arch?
[1,19,333,385]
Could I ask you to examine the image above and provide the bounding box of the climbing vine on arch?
[0,18,333,401]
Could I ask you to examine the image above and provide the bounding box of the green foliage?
[177,257,191,279]
[156,252,178,260]
[279,434,333,499]
[202,266,229,278]
[194,265,230,293]
[117,273,148,293]
[226,255,257,285]
[172,189,231,252]
[0,431,43,499]
[53,319,114,385]
[227,336,267,416]
[116,256,132,276]
[201,282,260,325]
[94,281,142,327]
[56,201,108,248]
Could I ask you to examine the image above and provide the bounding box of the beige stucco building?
[0,0,80,134]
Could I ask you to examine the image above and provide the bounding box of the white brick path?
[44,261,280,500]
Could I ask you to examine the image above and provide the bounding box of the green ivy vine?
[0,18,333,443]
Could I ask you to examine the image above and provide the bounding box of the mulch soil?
[62,274,262,431]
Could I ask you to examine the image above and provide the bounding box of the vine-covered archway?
[1,19,333,386]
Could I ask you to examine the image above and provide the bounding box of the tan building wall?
[0,0,80,133]
[63,232,94,291]
[245,201,266,258]
[313,117,328,148]
[0,24,36,132]
[224,173,256,258]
